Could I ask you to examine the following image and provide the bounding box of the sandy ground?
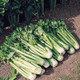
[0,0,80,80]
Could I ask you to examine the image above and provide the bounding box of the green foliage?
[76,62,80,74]
[50,0,57,10]
[6,0,22,27]
[0,0,9,15]
[9,67,19,80]
[76,62,80,67]
[0,78,9,80]
[22,0,40,23]
[77,77,80,80]
[61,0,68,4]
[0,27,2,34]
[0,0,69,32]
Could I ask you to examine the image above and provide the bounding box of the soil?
[0,0,80,80]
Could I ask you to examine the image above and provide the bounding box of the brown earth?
[0,0,80,80]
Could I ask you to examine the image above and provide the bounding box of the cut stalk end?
[74,44,80,50]
[46,52,53,59]
[68,47,75,54]
[58,48,65,54]
[52,60,58,67]
[40,69,45,75]
[58,55,64,61]
[36,67,42,74]
[43,61,50,68]
[30,74,36,80]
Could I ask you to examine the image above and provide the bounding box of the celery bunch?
[0,19,79,80]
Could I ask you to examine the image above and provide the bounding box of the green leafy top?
[0,0,9,15]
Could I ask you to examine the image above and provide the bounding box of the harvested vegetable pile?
[0,19,79,80]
